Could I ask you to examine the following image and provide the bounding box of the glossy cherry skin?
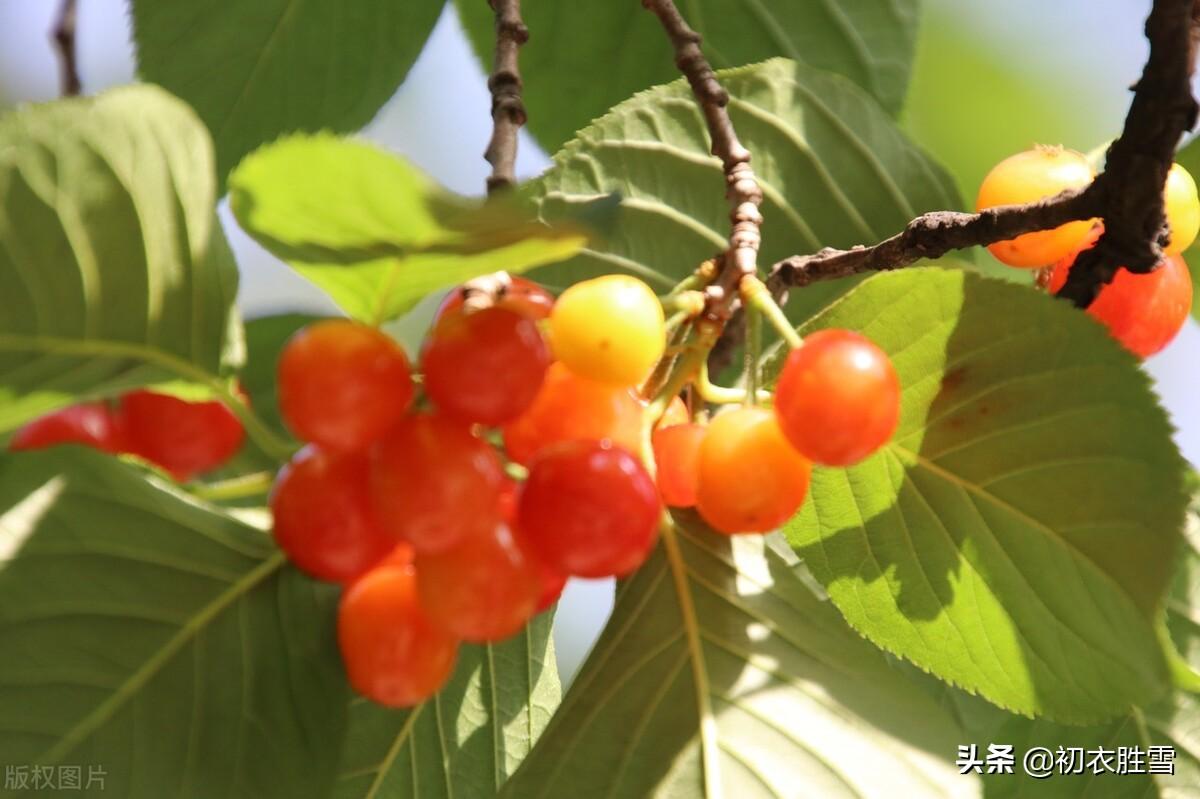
[517,441,661,578]
[278,320,414,451]
[976,147,1095,267]
[652,423,706,507]
[434,276,555,326]
[696,407,812,535]
[416,521,542,642]
[502,363,644,465]
[1165,162,1200,256]
[1049,229,1193,358]
[338,562,459,708]
[422,307,551,426]
[371,413,505,553]
[117,390,244,481]
[549,275,666,386]
[773,329,901,466]
[9,403,125,454]
[270,446,396,583]
[497,478,567,612]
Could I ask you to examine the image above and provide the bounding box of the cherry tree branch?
[483,0,529,195]
[52,0,81,97]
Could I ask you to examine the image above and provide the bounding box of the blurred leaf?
[0,86,241,438]
[456,0,920,150]
[0,448,345,798]
[131,0,445,188]
[527,58,961,322]
[334,614,560,798]
[772,268,1185,723]
[500,514,976,798]
[229,135,586,323]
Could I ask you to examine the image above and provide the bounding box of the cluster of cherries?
[977,146,1195,357]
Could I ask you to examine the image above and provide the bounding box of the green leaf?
[229,134,587,323]
[130,0,445,188]
[501,514,975,798]
[455,0,920,150]
[0,448,346,798]
[1174,138,1200,321]
[527,58,961,322]
[771,268,1185,723]
[0,85,242,436]
[335,615,560,798]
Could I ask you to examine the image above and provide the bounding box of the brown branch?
[641,0,763,323]
[770,0,1200,310]
[52,0,81,97]
[483,0,529,195]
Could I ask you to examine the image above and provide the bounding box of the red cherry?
[773,330,900,466]
[422,307,551,425]
[1049,228,1193,358]
[502,363,643,465]
[497,478,566,612]
[434,276,555,327]
[338,562,459,707]
[278,320,413,450]
[371,413,505,553]
[652,423,706,507]
[517,441,661,578]
[533,557,567,612]
[416,521,542,642]
[270,446,396,583]
[9,403,124,454]
[118,390,245,481]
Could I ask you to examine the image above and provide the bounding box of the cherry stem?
[742,275,802,349]
[697,362,768,405]
[191,471,275,502]
[743,302,761,405]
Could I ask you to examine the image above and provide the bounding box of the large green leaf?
[131,0,445,187]
[527,58,961,322]
[772,268,1185,723]
[335,615,560,798]
[500,514,976,798]
[455,0,920,150]
[229,135,587,323]
[0,86,242,436]
[0,448,345,798]
[1174,139,1200,321]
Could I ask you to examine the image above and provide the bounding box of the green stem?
[744,301,762,405]
[192,471,275,502]
[697,362,769,405]
[742,277,801,349]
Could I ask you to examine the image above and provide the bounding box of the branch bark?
[483,0,529,195]
[52,0,81,98]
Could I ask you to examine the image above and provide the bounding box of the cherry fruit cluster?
[977,146,1195,357]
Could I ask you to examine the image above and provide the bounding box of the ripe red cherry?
[416,522,542,642]
[117,390,245,481]
[422,307,551,425]
[270,446,396,583]
[503,363,643,465]
[533,558,567,612]
[652,423,706,507]
[1049,228,1193,358]
[9,403,124,454]
[696,406,812,535]
[518,441,660,578]
[278,320,413,450]
[371,413,505,553]
[338,562,459,707]
[773,329,901,466]
[434,275,555,326]
[497,478,567,611]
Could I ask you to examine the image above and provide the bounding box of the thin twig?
[483,0,529,194]
[52,0,81,97]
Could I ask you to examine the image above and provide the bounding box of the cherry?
[1049,227,1193,358]
[415,521,542,642]
[976,147,1095,267]
[652,423,706,507]
[422,307,550,425]
[434,275,555,326]
[502,362,643,465]
[496,478,566,612]
[270,446,396,583]
[371,413,505,553]
[338,562,458,707]
[657,395,690,428]
[773,329,901,466]
[696,407,812,535]
[9,403,124,454]
[278,320,413,451]
[1164,162,1200,256]
[549,275,665,386]
[117,390,244,481]
[518,441,660,578]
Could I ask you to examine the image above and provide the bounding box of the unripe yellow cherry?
[1164,162,1199,256]
[549,275,665,386]
[976,146,1095,268]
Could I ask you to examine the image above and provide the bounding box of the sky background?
[1,0,1196,679]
